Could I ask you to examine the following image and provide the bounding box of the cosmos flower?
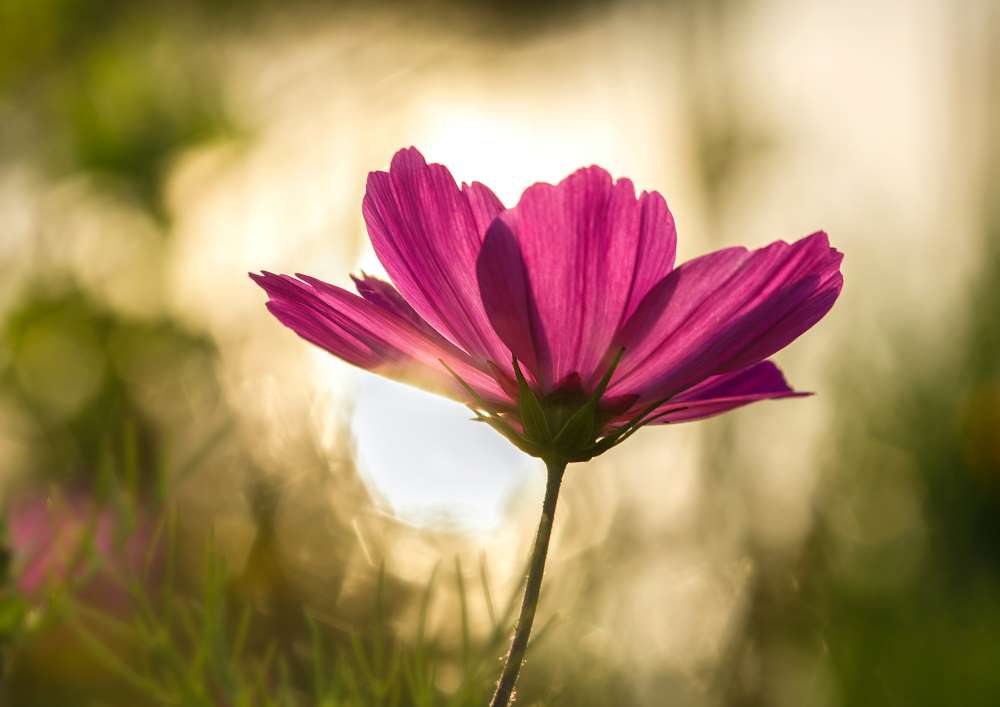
[252,147,843,465]
[253,147,842,707]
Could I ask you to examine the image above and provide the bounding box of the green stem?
[489,459,566,707]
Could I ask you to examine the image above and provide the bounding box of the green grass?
[0,492,548,707]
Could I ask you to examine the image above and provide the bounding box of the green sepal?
[592,347,624,401]
[475,415,543,457]
[439,359,492,410]
[579,394,685,460]
[512,357,550,443]
[551,348,624,452]
[442,349,653,463]
[551,404,596,454]
[440,359,541,456]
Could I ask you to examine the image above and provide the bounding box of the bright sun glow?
[415,101,624,205]
[347,99,633,532]
[351,373,535,533]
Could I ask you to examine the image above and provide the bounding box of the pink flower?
[252,147,842,463]
[253,147,844,707]
[7,490,159,606]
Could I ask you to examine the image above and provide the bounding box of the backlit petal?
[251,272,510,406]
[481,166,676,389]
[615,361,805,427]
[476,219,547,383]
[610,232,842,399]
[361,148,509,364]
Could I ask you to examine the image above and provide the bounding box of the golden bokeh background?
[1,0,998,705]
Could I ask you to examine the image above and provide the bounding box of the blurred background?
[0,0,998,705]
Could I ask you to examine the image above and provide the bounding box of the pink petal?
[479,166,676,390]
[621,361,806,426]
[610,232,842,399]
[351,272,437,335]
[251,272,510,406]
[361,148,510,365]
[476,219,547,383]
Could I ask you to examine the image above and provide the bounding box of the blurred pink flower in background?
[7,489,160,607]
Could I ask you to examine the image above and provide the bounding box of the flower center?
[441,349,650,464]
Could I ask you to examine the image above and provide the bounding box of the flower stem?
[489,458,566,707]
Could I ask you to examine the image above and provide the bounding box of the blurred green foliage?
[720,196,1000,707]
[0,0,611,220]
[1,2,233,218]
[0,487,538,706]
[57,28,230,219]
[812,196,1000,707]
[1,287,218,495]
